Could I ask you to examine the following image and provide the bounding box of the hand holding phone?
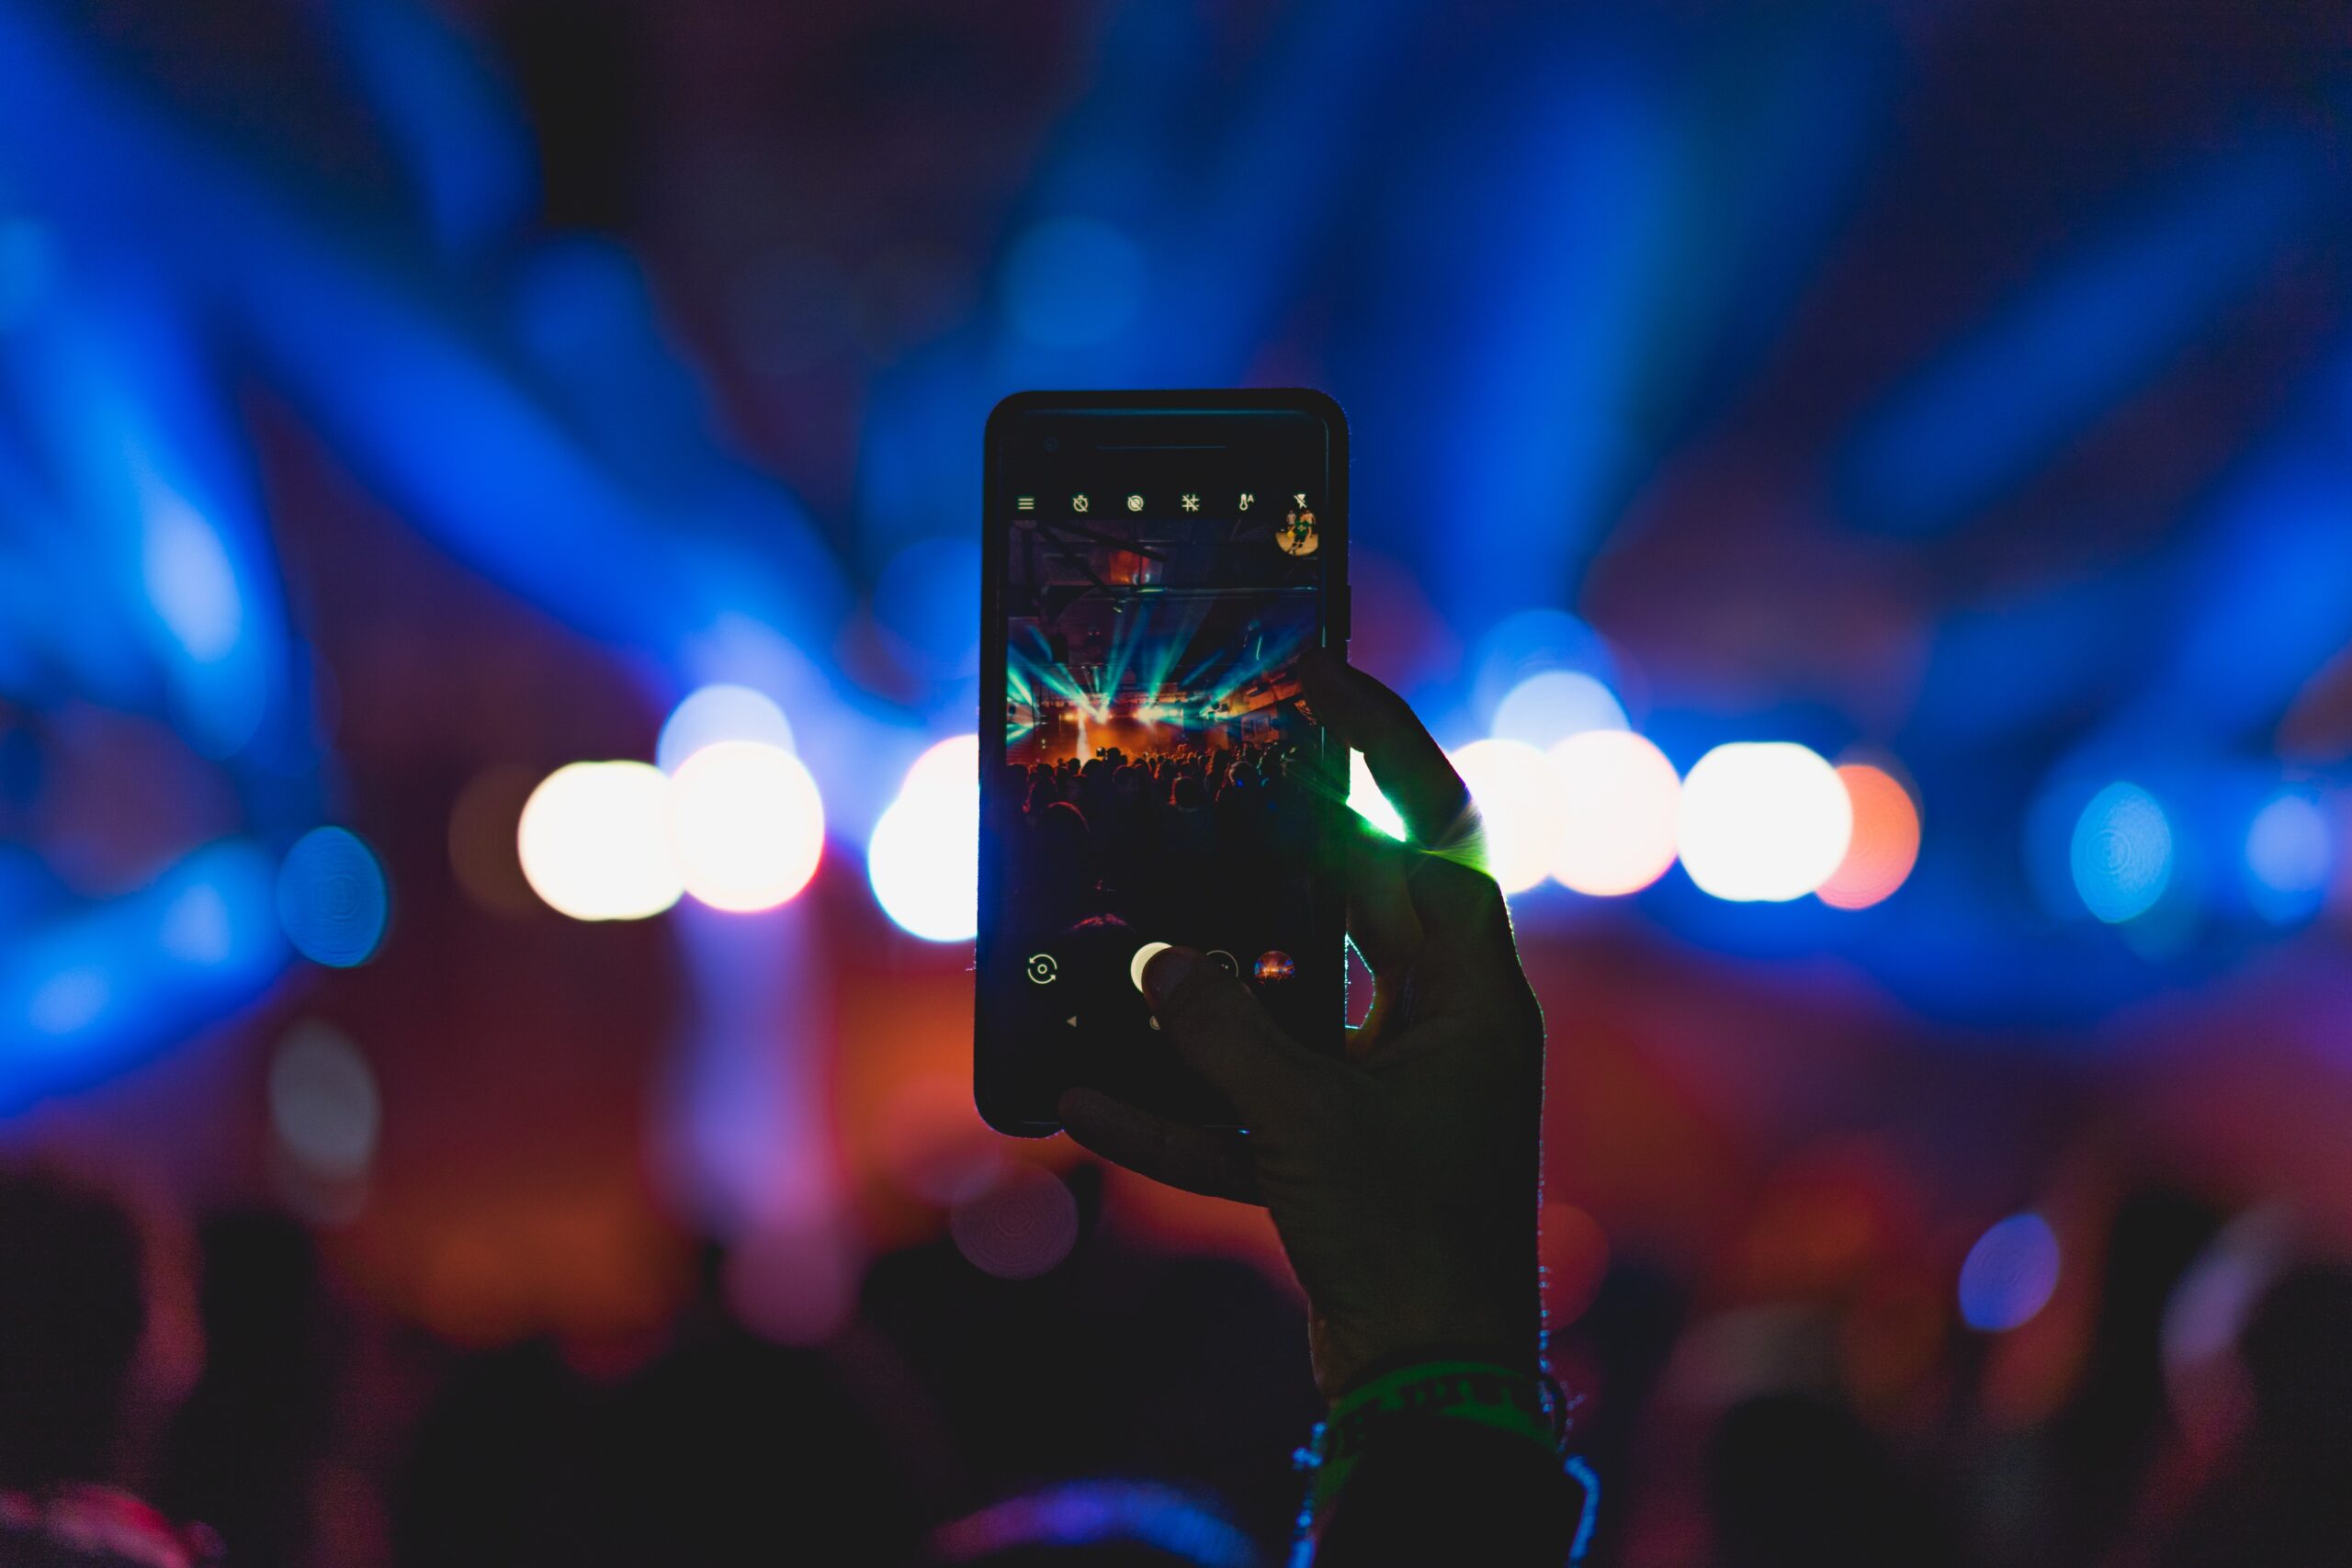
[977,390,1350,1134]
[1061,650,1546,1399]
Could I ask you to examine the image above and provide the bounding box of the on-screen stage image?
[1001,485,1324,947]
[991,483,1335,1108]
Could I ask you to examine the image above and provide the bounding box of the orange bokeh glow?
[1817,764,1921,909]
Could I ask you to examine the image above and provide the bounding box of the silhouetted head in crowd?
[0,1164,149,1495]
[1036,799,1089,851]
[1706,1392,1951,1568]
[155,1209,334,1568]
[2241,1261,2352,1451]
[1170,776,1204,810]
[2155,1260,2352,1568]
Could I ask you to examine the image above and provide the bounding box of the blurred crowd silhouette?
[5,1156,2348,1566]
[1002,739,1319,943]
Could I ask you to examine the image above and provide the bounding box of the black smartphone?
[976,389,1351,1136]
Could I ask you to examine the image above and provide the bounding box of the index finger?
[1300,648,1479,859]
[1303,651,1521,998]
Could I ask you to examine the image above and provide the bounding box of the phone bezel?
[976,389,1351,1136]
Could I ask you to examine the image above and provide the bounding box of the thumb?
[1142,946,1317,1123]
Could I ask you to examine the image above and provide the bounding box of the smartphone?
[976,389,1351,1136]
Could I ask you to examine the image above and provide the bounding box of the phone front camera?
[1042,435,1060,452]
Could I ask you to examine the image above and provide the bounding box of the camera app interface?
[991,422,1334,1122]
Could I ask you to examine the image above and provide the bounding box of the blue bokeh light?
[276,827,390,968]
[141,483,243,666]
[937,1481,1259,1568]
[2070,782,2173,924]
[1468,609,1620,728]
[158,881,234,965]
[659,684,796,773]
[1491,670,1628,749]
[0,840,285,1103]
[27,964,108,1038]
[2244,792,2332,923]
[1959,1213,2062,1332]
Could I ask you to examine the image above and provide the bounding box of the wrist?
[1332,1341,1540,1395]
[1308,1284,1541,1399]
[1307,1306,1543,1401]
[1297,1356,1566,1513]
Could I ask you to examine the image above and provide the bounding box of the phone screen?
[977,393,1348,1134]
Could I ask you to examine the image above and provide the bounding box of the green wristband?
[1303,1359,1560,1508]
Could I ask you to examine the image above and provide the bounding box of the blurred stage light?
[447,765,541,916]
[933,1483,1261,1568]
[723,1223,857,1346]
[1452,739,1566,895]
[1001,217,1145,347]
[1959,1213,2062,1332]
[275,826,390,967]
[1540,1202,1611,1328]
[1678,743,1852,902]
[159,882,234,964]
[28,965,108,1036]
[1817,764,1922,910]
[1492,670,1628,750]
[905,733,979,799]
[517,761,684,921]
[1349,750,1408,841]
[1468,609,1618,732]
[1545,729,1679,897]
[657,684,795,773]
[2161,1206,2294,1426]
[141,489,243,664]
[950,1162,1081,1280]
[868,800,976,941]
[2069,782,2172,924]
[268,1019,380,1181]
[2244,791,2331,922]
[671,741,825,913]
[869,735,979,942]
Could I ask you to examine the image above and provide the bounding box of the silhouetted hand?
[1060,649,1545,1396]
